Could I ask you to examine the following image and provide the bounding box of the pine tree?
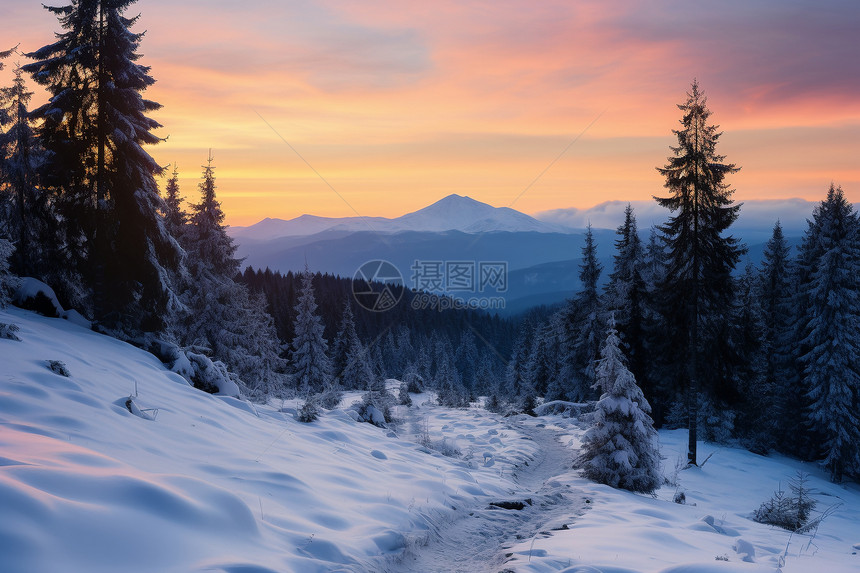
[455,329,479,393]
[179,154,285,396]
[560,224,603,401]
[604,204,648,397]
[0,47,13,69]
[0,64,49,278]
[24,0,179,333]
[523,322,557,397]
[291,267,332,396]
[797,185,860,482]
[758,221,794,451]
[641,226,671,423]
[187,153,237,277]
[0,238,15,307]
[730,264,768,448]
[162,165,185,237]
[655,79,744,465]
[579,315,661,493]
[332,301,373,390]
[504,316,535,399]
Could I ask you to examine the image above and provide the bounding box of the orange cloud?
[2,0,858,225]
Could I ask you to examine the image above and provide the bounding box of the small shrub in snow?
[154,340,241,397]
[355,378,394,426]
[296,399,319,423]
[753,471,818,532]
[46,360,70,377]
[398,382,412,406]
[316,381,343,410]
[0,322,21,341]
[484,393,503,413]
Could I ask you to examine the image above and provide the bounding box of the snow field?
[0,308,540,573]
[3,306,860,573]
[508,422,860,573]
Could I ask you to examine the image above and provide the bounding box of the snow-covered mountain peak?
[229,194,572,241]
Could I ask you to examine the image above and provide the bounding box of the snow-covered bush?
[317,381,343,410]
[351,377,394,426]
[12,277,62,318]
[403,367,424,394]
[578,317,661,494]
[753,471,818,532]
[398,382,412,406]
[152,339,241,397]
[46,360,70,377]
[296,399,319,423]
[0,322,21,341]
[484,392,503,414]
[352,400,389,427]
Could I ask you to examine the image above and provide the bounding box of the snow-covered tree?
[504,316,535,399]
[435,338,469,407]
[796,185,860,482]
[177,155,286,396]
[162,165,186,237]
[0,238,15,307]
[579,316,661,493]
[523,321,558,397]
[186,154,237,277]
[331,301,373,390]
[604,204,648,397]
[291,266,332,396]
[25,0,179,333]
[455,329,479,392]
[655,79,744,465]
[757,221,795,450]
[731,264,769,450]
[0,64,49,278]
[473,350,496,397]
[560,224,603,401]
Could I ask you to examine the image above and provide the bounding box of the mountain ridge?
[229,194,571,241]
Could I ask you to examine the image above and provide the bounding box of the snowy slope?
[0,307,536,573]
[2,306,859,573]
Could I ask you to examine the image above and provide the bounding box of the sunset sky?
[1,0,858,226]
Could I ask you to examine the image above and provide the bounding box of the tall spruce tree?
[180,154,286,397]
[758,221,794,450]
[0,64,47,277]
[604,204,648,398]
[162,165,185,237]
[25,0,178,333]
[796,185,860,482]
[560,224,603,401]
[655,79,744,465]
[291,266,332,396]
[332,301,373,390]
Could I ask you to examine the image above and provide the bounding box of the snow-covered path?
[384,418,588,573]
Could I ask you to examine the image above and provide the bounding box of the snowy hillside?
[2,307,859,573]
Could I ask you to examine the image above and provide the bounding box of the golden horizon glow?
[1,0,858,226]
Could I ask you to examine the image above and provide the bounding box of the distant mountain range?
[229,194,818,315]
[230,194,571,241]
